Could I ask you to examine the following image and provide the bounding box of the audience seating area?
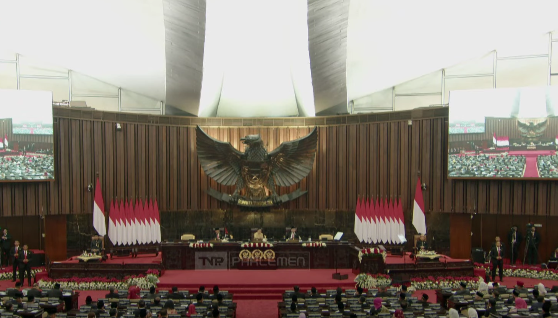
[278,283,558,318]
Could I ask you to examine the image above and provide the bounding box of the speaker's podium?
[331,232,348,280]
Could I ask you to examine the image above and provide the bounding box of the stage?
[49,252,163,279]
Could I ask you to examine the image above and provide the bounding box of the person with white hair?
[478,278,488,294]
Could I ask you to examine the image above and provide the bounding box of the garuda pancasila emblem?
[196,126,318,207]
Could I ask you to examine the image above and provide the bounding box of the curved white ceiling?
[0,0,166,102]
[347,0,558,102]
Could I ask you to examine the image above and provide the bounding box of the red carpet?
[62,252,162,265]
[523,157,540,178]
[158,269,356,300]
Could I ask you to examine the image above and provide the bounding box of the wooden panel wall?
[0,107,557,220]
[450,214,472,259]
[44,215,67,261]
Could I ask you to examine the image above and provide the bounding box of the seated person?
[287,227,299,241]
[483,298,497,317]
[416,235,428,250]
[455,282,470,295]
[253,228,264,241]
[419,293,430,308]
[474,292,484,301]
[293,285,306,299]
[358,296,369,309]
[515,281,528,294]
[354,286,364,298]
[400,300,410,312]
[144,286,159,299]
[376,286,392,297]
[169,286,184,299]
[398,293,406,303]
[309,287,319,298]
[512,290,527,309]
[214,294,224,306]
[106,286,119,299]
[163,300,177,315]
[195,293,204,306]
[400,285,412,298]
[542,301,551,318]
[213,228,222,241]
[531,296,545,312]
[370,297,388,315]
[550,247,558,261]
[91,235,102,254]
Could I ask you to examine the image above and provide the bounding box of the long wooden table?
[161,241,357,270]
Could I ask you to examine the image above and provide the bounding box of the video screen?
[448,86,558,179]
[0,89,55,182]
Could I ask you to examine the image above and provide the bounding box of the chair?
[181,234,195,241]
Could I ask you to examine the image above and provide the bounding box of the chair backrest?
[195,306,206,314]
[330,313,342,318]
[305,298,316,305]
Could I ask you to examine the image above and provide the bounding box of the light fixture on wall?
[421,183,427,191]
[116,123,122,131]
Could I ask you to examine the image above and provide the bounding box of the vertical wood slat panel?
[2,110,558,220]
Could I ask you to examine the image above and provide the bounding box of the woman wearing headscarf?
[538,283,547,296]
[449,308,459,318]
[370,297,389,315]
[478,280,488,295]
[468,308,479,318]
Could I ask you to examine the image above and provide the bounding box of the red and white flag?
[117,200,124,245]
[363,198,370,243]
[130,199,138,244]
[3,134,8,148]
[92,178,106,236]
[354,198,363,242]
[136,199,145,245]
[372,198,379,243]
[412,178,427,234]
[125,200,132,245]
[146,199,153,244]
[154,199,161,243]
[397,198,405,243]
[377,199,386,243]
[390,199,398,243]
[108,199,117,245]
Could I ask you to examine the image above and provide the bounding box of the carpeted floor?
[61,252,162,265]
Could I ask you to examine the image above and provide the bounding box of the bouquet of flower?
[189,243,213,248]
[0,267,45,281]
[38,269,160,290]
[410,276,480,290]
[354,273,392,289]
[474,262,558,280]
[358,248,387,263]
[302,242,326,248]
[241,243,273,248]
[417,250,437,255]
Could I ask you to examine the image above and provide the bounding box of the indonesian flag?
[108,199,117,245]
[154,199,161,243]
[130,199,138,244]
[146,199,153,244]
[117,200,124,245]
[372,198,379,243]
[380,199,388,243]
[397,198,405,243]
[354,198,363,242]
[363,198,370,243]
[135,199,144,245]
[390,199,398,243]
[0,140,3,149]
[124,200,134,245]
[412,178,427,234]
[3,134,7,148]
[92,178,107,236]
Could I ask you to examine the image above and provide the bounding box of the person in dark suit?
[18,245,32,286]
[531,296,545,312]
[508,226,522,265]
[27,284,42,299]
[46,283,63,299]
[133,300,149,317]
[354,286,365,298]
[10,241,20,282]
[455,282,469,295]
[376,286,392,298]
[91,236,102,254]
[549,248,558,262]
[308,287,319,298]
[293,286,306,299]
[145,286,159,299]
[1,228,12,268]
[419,293,430,308]
[491,241,504,282]
[417,235,428,250]
[169,286,184,299]
[95,301,106,318]
[105,286,119,299]
[483,298,497,317]
[526,226,541,265]
[12,292,24,309]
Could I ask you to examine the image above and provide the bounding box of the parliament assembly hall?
[3,1,558,318]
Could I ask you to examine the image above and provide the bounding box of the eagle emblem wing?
[196,126,243,186]
[267,127,318,187]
